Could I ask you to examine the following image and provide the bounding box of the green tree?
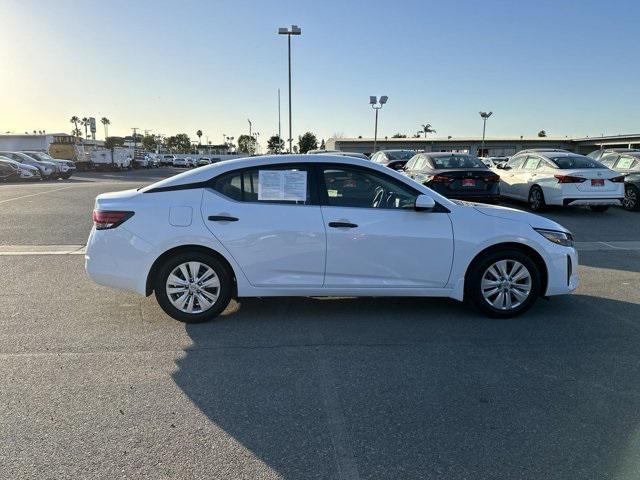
[267,135,285,153]
[538,130,547,137]
[100,117,110,138]
[237,134,257,154]
[141,135,156,151]
[392,133,407,138]
[196,129,203,145]
[104,136,125,149]
[297,131,318,153]
[166,133,192,153]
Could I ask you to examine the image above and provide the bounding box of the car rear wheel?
[589,205,609,212]
[623,185,639,211]
[528,186,546,212]
[466,249,541,318]
[154,252,233,323]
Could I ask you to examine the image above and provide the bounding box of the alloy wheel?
[165,261,220,314]
[623,186,638,211]
[481,260,532,310]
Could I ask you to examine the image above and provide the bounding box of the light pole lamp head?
[278,27,288,34]
[291,25,302,35]
[379,95,388,105]
[369,96,377,105]
[479,111,493,119]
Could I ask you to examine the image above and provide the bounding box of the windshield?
[386,151,414,160]
[549,156,606,169]
[431,155,486,169]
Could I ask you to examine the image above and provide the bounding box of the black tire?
[623,185,640,211]
[154,251,233,323]
[589,205,609,212]
[528,186,546,212]
[465,248,542,318]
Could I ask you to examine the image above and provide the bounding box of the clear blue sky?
[1,0,639,146]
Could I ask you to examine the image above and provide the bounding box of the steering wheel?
[372,186,387,208]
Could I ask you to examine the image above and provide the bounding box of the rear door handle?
[208,215,238,222]
[328,221,358,228]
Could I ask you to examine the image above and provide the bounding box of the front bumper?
[543,245,579,296]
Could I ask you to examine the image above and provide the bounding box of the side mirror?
[415,194,436,211]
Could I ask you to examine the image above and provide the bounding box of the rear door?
[201,164,326,287]
[318,164,453,288]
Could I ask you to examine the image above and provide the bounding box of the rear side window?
[599,155,618,168]
[212,165,313,205]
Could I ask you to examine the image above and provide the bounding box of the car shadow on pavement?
[171,294,640,479]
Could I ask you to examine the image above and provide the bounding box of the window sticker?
[258,170,307,201]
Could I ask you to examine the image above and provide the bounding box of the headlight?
[534,228,574,247]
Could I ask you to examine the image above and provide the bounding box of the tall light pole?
[370,95,388,153]
[479,111,493,156]
[247,119,252,137]
[278,25,302,153]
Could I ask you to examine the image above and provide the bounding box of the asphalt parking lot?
[2,169,640,479]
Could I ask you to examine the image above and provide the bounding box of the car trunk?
[430,169,499,194]
[560,169,620,192]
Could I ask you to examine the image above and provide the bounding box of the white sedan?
[496,151,625,212]
[85,154,578,322]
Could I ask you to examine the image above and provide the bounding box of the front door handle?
[208,215,239,222]
[328,221,358,228]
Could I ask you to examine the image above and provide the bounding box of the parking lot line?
[0,245,86,255]
[0,185,77,205]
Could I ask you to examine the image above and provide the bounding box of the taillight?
[431,174,453,183]
[554,174,586,184]
[610,175,625,183]
[485,174,500,183]
[92,210,134,230]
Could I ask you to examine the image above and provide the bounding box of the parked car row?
[159,154,217,168]
[358,147,637,213]
[0,150,76,182]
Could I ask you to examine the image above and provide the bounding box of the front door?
[318,164,454,288]
[201,164,326,287]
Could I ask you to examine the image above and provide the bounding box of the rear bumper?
[85,227,158,296]
[562,198,622,206]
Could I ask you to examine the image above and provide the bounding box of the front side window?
[523,156,541,170]
[321,166,418,209]
[506,156,526,169]
[599,155,618,168]
[213,165,313,205]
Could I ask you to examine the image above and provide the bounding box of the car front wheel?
[466,249,542,318]
[154,252,233,323]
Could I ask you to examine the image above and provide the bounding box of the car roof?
[141,154,453,197]
[534,151,587,159]
[379,149,415,153]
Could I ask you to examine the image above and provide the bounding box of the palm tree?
[196,129,203,145]
[81,117,89,138]
[421,123,436,138]
[101,117,111,139]
[70,116,80,137]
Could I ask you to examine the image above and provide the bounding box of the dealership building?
[325,133,640,157]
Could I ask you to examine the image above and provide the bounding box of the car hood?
[470,202,569,232]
